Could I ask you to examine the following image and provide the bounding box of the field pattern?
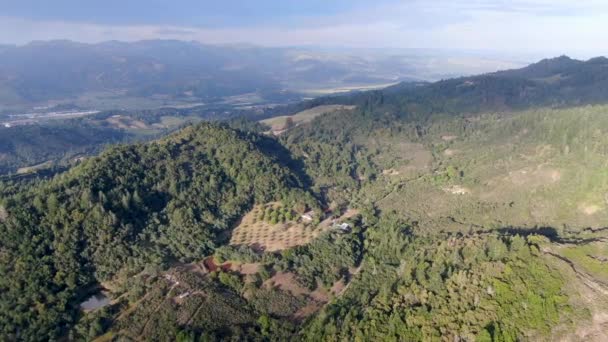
[229,203,323,251]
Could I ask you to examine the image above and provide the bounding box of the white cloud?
[1,1,608,59]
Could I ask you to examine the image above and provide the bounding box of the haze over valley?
[0,40,528,118]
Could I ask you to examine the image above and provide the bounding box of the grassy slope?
[356,105,608,232]
[261,105,355,131]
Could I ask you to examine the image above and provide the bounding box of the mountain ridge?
[375,54,608,115]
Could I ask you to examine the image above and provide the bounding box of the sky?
[1,0,607,58]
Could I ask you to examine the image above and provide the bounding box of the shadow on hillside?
[251,133,314,189]
[495,226,607,245]
[497,226,560,241]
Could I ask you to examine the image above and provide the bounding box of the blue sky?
[1,1,384,27]
[1,0,607,57]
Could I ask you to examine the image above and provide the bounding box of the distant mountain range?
[0,40,525,111]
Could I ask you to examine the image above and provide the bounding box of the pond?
[79,292,111,311]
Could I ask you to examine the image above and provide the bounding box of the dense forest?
[0,123,129,174]
[303,220,570,340]
[0,123,317,340]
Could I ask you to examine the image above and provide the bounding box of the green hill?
[0,122,317,340]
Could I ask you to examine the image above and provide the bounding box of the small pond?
[79,293,111,311]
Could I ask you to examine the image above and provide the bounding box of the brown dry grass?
[265,272,309,297]
[443,148,459,156]
[0,206,7,222]
[234,263,260,275]
[367,138,433,177]
[382,168,400,176]
[441,135,458,141]
[106,115,149,130]
[261,105,355,134]
[506,165,561,187]
[579,204,602,216]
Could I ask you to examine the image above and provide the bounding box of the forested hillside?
[303,221,573,340]
[380,55,608,116]
[0,123,129,174]
[0,123,317,340]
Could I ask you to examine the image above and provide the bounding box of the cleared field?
[106,115,149,130]
[261,105,355,134]
[157,115,188,128]
[229,203,323,252]
[17,160,53,174]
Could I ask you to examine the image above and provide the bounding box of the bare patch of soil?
[309,287,329,302]
[579,204,602,216]
[507,165,561,187]
[106,115,149,130]
[265,272,309,297]
[203,257,231,272]
[317,208,359,229]
[235,263,260,275]
[106,116,130,129]
[443,148,459,156]
[330,279,346,295]
[442,185,471,195]
[382,168,400,176]
[573,313,608,341]
[0,206,7,222]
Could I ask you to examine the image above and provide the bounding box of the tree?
[486,237,508,261]
[176,330,196,342]
[285,210,293,221]
[284,117,295,130]
[258,315,271,336]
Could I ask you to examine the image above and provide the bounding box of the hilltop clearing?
[261,105,355,135]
